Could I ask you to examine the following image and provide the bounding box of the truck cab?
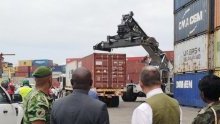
[0,86,23,124]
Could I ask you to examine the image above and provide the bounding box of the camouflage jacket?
[192,102,220,124]
[23,89,53,124]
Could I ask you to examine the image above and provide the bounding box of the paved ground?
[108,98,200,124]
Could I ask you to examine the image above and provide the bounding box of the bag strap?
[210,107,218,124]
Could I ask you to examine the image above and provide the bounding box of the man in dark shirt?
[51,67,109,124]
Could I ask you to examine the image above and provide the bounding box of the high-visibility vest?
[19,86,32,99]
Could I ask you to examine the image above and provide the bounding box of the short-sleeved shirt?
[192,102,220,124]
[23,89,53,124]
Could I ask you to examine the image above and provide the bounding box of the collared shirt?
[131,88,182,124]
[88,89,99,99]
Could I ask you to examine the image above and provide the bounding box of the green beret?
[32,66,52,78]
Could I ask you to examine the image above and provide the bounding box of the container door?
[111,54,126,89]
[94,54,109,88]
[174,72,207,107]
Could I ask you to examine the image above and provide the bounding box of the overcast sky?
[0,0,173,65]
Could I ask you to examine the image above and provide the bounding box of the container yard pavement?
[108,98,200,124]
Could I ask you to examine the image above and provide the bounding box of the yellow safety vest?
[19,86,32,99]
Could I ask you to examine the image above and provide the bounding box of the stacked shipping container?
[173,0,219,107]
[15,59,53,78]
[15,60,32,78]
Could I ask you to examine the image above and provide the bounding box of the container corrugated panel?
[126,57,145,84]
[214,70,220,77]
[215,29,220,68]
[18,60,32,66]
[65,61,78,87]
[52,65,66,73]
[215,0,220,29]
[60,65,66,73]
[52,66,62,72]
[15,72,29,77]
[174,72,207,107]
[32,59,53,67]
[174,0,194,12]
[81,53,126,89]
[164,51,174,62]
[16,66,30,73]
[174,0,212,42]
[174,34,208,73]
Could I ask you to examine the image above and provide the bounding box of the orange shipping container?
[215,0,220,29]
[15,72,29,77]
[126,57,145,84]
[16,66,30,73]
[80,53,126,89]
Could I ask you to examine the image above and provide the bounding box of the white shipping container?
[65,60,78,88]
[174,34,209,73]
[215,29,220,68]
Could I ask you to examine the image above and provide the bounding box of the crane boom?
[93,12,168,69]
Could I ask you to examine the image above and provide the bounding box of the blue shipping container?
[52,65,66,73]
[32,59,53,67]
[174,72,207,107]
[174,0,194,12]
[174,0,214,42]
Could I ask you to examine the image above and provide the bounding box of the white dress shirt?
[131,88,182,124]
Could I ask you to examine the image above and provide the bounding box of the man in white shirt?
[132,66,181,124]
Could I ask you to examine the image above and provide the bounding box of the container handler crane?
[93,12,172,101]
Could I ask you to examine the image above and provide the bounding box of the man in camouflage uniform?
[192,75,220,124]
[23,66,53,124]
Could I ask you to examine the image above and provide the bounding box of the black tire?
[126,86,137,102]
[122,92,128,102]
[109,96,119,107]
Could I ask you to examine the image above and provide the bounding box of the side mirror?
[12,94,22,103]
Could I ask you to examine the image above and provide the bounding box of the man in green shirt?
[132,66,180,124]
[23,66,53,124]
[192,75,220,124]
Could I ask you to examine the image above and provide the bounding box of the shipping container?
[215,0,220,29]
[174,34,209,73]
[4,67,15,73]
[174,72,207,107]
[18,60,32,66]
[52,66,63,72]
[174,0,194,12]
[16,66,30,73]
[164,51,174,62]
[215,29,220,68]
[80,53,126,89]
[30,66,38,73]
[15,72,29,77]
[126,57,145,84]
[214,70,220,77]
[174,0,214,42]
[65,60,79,89]
[32,59,53,67]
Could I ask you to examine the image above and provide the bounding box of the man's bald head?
[140,66,161,86]
[71,67,92,90]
